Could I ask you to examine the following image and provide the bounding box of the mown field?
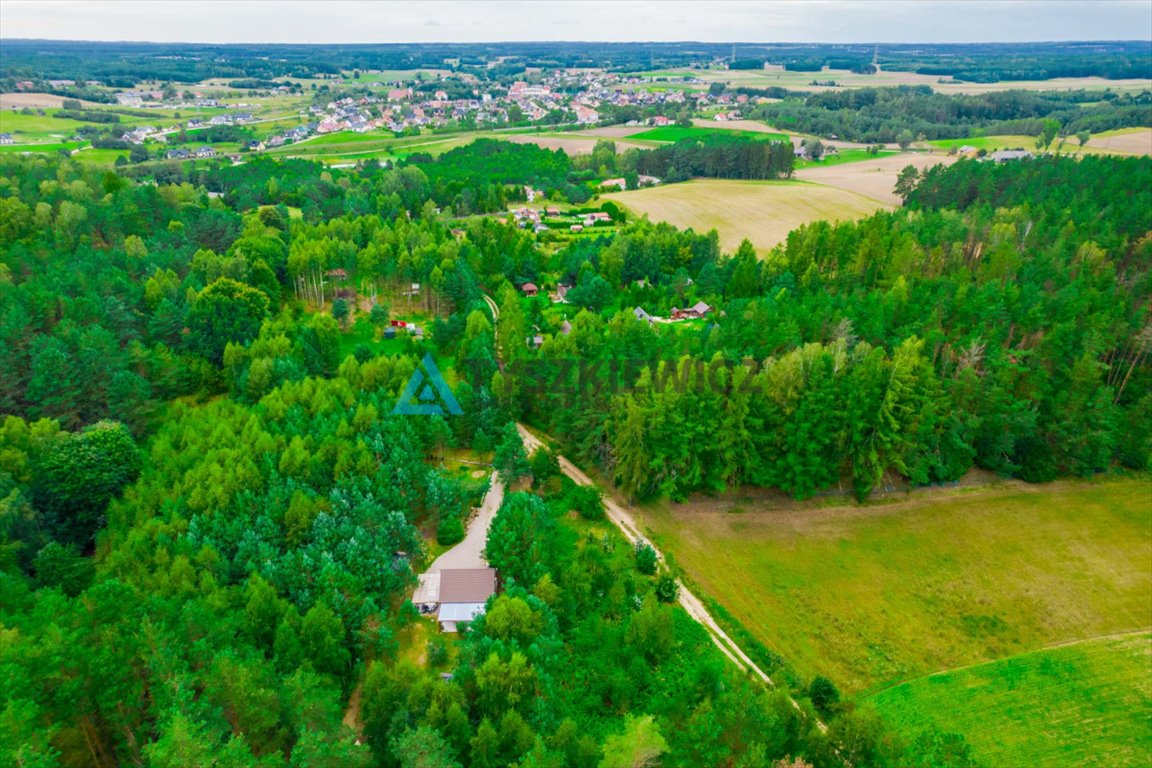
[633,65,1152,95]
[792,151,954,205]
[871,632,1152,767]
[636,478,1152,694]
[603,178,887,254]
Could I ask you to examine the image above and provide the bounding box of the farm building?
[633,307,654,323]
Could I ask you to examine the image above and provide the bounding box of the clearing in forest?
[602,178,887,254]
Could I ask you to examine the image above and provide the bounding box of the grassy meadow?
[630,125,789,143]
[871,632,1152,767]
[635,478,1152,694]
[603,178,887,254]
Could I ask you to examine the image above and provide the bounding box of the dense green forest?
[0,154,882,768]
[633,135,795,182]
[2,146,1147,767]
[750,86,1152,143]
[506,156,1151,500]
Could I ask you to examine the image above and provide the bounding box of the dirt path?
[514,423,824,729]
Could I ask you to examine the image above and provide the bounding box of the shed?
[521,282,539,297]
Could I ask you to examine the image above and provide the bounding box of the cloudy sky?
[2,0,1150,44]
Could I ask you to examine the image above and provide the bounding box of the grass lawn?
[871,632,1152,767]
[603,178,887,255]
[794,148,899,169]
[630,125,789,143]
[635,477,1152,694]
[72,148,128,165]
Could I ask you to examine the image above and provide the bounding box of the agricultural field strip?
[867,626,1152,699]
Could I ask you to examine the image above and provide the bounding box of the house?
[247,140,266,151]
[633,307,654,323]
[570,224,583,233]
[601,177,626,191]
[552,284,571,303]
[521,282,539,297]
[436,568,497,632]
[193,146,217,158]
[527,333,544,349]
[671,301,712,320]
[165,149,190,160]
[266,135,286,147]
[0,134,14,145]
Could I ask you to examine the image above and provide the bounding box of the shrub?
[569,485,604,520]
[654,574,679,603]
[808,675,841,715]
[634,542,658,575]
[436,513,465,546]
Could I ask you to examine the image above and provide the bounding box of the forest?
[1,143,1147,768]
[633,135,795,182]
[2,40,1148,91]
[752,86,1152,144]
[503,155,1151,500]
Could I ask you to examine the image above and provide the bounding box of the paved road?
[515,422,824,730]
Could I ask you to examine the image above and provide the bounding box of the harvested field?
[1088,128,1152,156]
[793,152,955,205]
[0,92,103,109]
[502,133,653,155]
[603,178,887,254]
[576,125,653,138]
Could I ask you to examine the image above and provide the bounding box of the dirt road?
[515,425,784,687]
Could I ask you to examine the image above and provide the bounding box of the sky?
[1,0,1150,44]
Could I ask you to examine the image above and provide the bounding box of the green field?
[925,135,1037,152]
[0,141,83,154]
[630,125,789,143]
[603,178,887,254]
[871,633,1152,767]
[636,478,1152,693]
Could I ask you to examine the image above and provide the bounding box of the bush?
[808,675,841,715]
[529,447,560,486]
[436,513,465,546]
[569,485,604,520]
[654,574,679,603]
[634,542,658,575]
